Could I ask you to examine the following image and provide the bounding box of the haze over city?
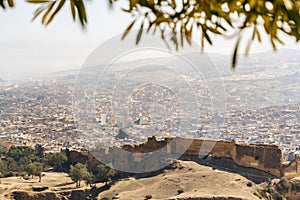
[0,1,299,80]
[0,1,300,200]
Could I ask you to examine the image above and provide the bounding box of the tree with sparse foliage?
[69,163,90,187]
[25,162,43,182]
[0,0,299,67]
[96,164,116,185]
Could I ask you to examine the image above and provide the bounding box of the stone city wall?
[171,138,283,177]
[117,137,283,177]
[72,136,300,178]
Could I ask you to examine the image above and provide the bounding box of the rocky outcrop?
[13,191,60,200]
[260,178,300,200]
[286,179,300,200]
[12,188,91,200]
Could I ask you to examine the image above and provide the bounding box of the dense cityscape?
[0,52,300,163]
[0,1,299,198]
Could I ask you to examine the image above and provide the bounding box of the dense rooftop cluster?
[0,75,299,162]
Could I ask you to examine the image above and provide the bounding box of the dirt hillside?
[98,160,262,200]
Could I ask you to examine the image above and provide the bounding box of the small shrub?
[265,186,274,193]
[145,194,152,199]
[4,172,13,178]
[18,172,27,178]
[277,195,284,200]
[80,148,88,152]
[277,177,292,194]
[101,197,110,200]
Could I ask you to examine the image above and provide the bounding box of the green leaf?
[0,0,15,8]
[180,24,184,47]
[121,8,131,13]
[254,27,262,42]
[170,31,179,51]
[121,20,136,40]
[46,0,66,25]
[270,38,277,50]
[70,0,76,21]
[41,1,56,24]
[73,0,87,27]
[185,26,192,45]
[245,38,252,56]
[136,23,144,45]
[26,0,50,3]
[232,36,241,69]
[203,28,213,45]
[32,6,45,21]
[146,22,153,33]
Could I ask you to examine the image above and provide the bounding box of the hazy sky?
[0,1,299,80]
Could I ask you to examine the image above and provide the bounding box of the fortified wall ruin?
[71,137,300,179]
[121,137,284,177]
